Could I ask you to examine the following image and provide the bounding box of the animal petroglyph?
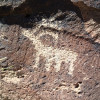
[22,28,78,75]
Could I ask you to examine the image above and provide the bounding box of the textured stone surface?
[71,0,100,9]
[0,0,100,100]
[0,0,25,7]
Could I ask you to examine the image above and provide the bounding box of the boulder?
[0,0,100,100]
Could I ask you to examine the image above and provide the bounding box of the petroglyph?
[3,77,22,84]
[22,28,78,75]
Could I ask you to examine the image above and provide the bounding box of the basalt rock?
[0,0,80,17]
[0,0,100,100]
[71,0,100,9]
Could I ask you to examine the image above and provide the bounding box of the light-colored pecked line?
[22,28,78,75]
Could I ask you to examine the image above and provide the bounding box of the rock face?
[0,0,100,100]
[71,0,100,9]
[0,0,76,17]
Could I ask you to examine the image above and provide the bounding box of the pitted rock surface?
[0,0,100,100]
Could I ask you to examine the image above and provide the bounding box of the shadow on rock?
[0,0,83,28]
